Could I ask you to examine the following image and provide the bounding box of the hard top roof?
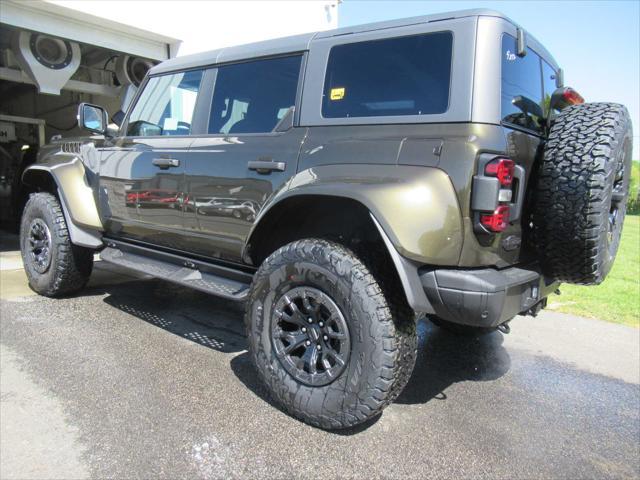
[149,8,557,75]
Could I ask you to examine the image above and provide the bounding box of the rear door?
[98,69,205,250]
[183,54,306,263]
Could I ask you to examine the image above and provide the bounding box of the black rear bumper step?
[100,244,251,301]
[420,265,559,328]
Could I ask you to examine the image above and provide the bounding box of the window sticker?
[330,87,345,100]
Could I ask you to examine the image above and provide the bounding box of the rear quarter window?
[322,31,453,118]
[501,34,544,133]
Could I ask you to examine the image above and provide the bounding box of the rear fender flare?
[247,164,463,265]
[245,164,464,314]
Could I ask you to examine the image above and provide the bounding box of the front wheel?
[20,192,94,297]
[245,239,417,429]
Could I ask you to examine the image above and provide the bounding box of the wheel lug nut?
[317,344,322,350]
[323,335,328,341]
[301,327,307,333]
[319,322,324,327]
[308,318,313,323]
[305,340,311,346]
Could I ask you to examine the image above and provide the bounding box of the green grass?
[547,214,640,327]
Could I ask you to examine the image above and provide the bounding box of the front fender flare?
[22,155,103,249]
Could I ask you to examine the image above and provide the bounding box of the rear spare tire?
[532,102,633,284]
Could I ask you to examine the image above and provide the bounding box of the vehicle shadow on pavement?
[99,278,248,354]
[96,278,510,432]
[395,318,511,404]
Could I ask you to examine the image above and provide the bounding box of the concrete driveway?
[1,233,639,479]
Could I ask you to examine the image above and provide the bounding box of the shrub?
[628,161,639,215]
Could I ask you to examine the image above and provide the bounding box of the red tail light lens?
[480,205,510,232]
[485,158,515,187]
[562,88,584,105]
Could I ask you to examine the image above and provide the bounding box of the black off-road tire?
[429,316,496,336]
[532,103,633,284]
[245,239,417,429]
[20,192,94,297]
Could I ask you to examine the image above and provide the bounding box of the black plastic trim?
[420,264,558,327]
[103,237,255,282]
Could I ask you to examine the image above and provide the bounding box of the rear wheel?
[20,192,93,297]
[245,238,417,429]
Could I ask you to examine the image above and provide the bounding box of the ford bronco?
[19,10,633,429]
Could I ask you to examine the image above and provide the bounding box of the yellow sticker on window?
[330,87,345,100]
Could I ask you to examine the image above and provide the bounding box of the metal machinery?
[0,0,179,225]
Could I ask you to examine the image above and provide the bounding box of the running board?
[100,246,251,301]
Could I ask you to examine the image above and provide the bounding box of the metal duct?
[11,31,81,95]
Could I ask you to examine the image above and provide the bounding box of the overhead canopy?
[1,0,181,60]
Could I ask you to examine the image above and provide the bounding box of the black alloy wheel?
[27,218,52,273]
[271,286,350,387]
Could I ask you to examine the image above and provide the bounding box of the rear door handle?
[247,160,286,174]
[152,158,180,169]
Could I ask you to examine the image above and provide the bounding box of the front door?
[98,69,205,250]
[183,55,306,263]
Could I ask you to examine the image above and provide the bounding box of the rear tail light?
[472,154,523,236]
[562,88,584,105]
[550,87,585,111]
[485,158,515,187]
[480,205,510,232]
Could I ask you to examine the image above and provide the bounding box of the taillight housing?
[480,205,510,232]
[472,154,523,236]
[485,158,515,187]
[562,88,584,105]
[550,86,585,111]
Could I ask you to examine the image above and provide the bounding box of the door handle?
[247,160,286,174]
[152,158,180,169]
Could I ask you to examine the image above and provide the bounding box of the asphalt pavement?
[1,232,639,479]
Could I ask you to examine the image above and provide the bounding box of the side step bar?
[100,244,251,301]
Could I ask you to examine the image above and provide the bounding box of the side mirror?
[78,103,108,135]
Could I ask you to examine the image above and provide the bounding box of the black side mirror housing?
[78,103,108,135]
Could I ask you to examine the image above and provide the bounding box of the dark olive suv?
[19,9,633,429]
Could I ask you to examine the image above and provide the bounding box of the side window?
[322,31,453,118]
[542,60,557,117]
[208,55,302,135]
[501,34,543,133]
[126,70,203,137]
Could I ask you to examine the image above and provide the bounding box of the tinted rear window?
[501,34,544,133]
[322,31,453,118]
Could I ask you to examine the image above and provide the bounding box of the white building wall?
[48,0,339,56]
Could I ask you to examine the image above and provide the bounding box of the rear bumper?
[419,265,559,327]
